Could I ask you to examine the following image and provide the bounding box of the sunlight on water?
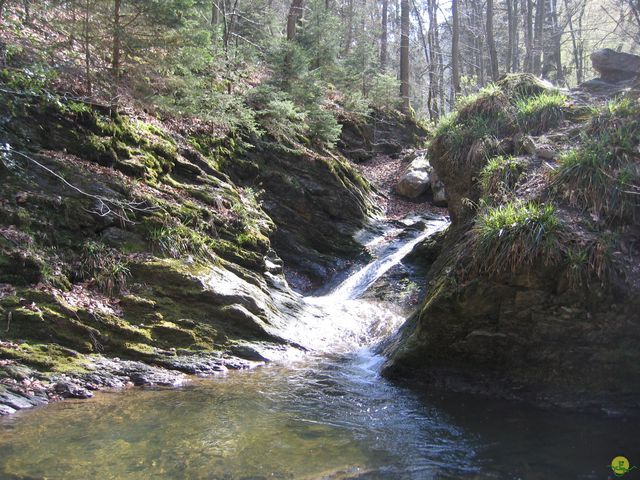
[281,219,447,354]
[0,217,635,480]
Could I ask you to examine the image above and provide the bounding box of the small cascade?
[327,219,448,301]
[281,217,449,353]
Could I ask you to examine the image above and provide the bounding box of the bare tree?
[400,0,410,112]
[487,0,499,80]
[380,0,389,69]
[452,0,461,93]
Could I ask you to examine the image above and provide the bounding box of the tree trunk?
[506,0,514,72]
[533,0,544,75]
[452,0,460,94]
[83,0,91,96]
[400,0,410,113]
[512,0,519,71]
[112,0,122,84]
[487,0,499,80]
[23,0,30,24]
[344,0,353,54]
[287,0,304,40]
[524,0,533,71]
[380,0,388,70]
[212,1,220,25]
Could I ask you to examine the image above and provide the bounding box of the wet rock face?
[591,48,640,83]
[430,171,447,207]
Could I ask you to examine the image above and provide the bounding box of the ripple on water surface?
[0,352,636,480]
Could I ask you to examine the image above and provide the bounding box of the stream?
[0,217,635,480]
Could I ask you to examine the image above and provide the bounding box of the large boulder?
[591,48,640,83]
[396,153,432,199]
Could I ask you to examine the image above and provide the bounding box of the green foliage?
[368,74,402,110]
[552,99,640,223]
[515,92,567,134]
[252,87,307,144]
[79,241,130,296]
[471,202,562,274]
[306,106,343,148]
[0,65,56,93]
[480,155,526,198]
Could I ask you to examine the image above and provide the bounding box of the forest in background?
[0,0,639,135]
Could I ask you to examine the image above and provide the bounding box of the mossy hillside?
[221,130,377,289]
[0,90,298,381]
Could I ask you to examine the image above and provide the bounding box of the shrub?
[471,202,562,274]
[306,105,342,148]
[256,97,308,145]
[368,73,401,110]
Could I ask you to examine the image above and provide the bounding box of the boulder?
[430,170,447,207]
[396,154,432,199]
[591,48,640,83]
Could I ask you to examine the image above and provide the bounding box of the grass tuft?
[552,99,640,223]
[515,91,567,134]
[470,202,562,274]
[480,155,526,198]
[79,241,130,296]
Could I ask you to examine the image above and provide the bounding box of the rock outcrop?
[383,73,640,412]
[591,48,640,83]
[0,86,379,414]
[581,49,640,95]
[338,109,428,162]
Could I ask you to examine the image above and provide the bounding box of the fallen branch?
[4,146,160,224]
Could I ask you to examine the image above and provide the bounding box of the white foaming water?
[282,218,449,353]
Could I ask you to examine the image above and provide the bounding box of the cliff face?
[0,88,381,413]
[383,73,640,411]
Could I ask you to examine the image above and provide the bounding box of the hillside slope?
[0,85,387,413]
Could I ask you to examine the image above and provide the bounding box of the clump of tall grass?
[565,234,615,289]
[552,99,640,223]
[470,201,562,274]
[480,155,526,198]
[79,241,130,296]
[515,91,567,134]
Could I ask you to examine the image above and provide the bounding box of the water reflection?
[0,218,635,479]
